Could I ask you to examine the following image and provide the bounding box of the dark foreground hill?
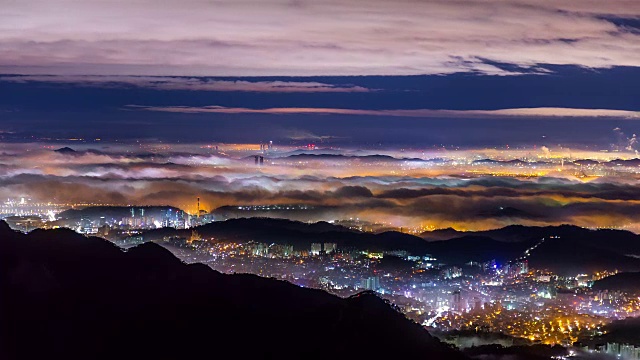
[0,222,464,360]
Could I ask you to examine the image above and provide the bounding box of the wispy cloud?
[128,105,640,119]
[1,0,639,76]
[0,75,372,92]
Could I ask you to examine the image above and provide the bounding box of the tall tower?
[197,197,200,218]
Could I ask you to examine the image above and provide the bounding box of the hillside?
[592,272,640,293]
[422,225,640,251]
[579,317,640,347]
[0,221,463,360]
[143,217,434,254]
[425,236,532,264]
[142,218,640,274]
[422,224,640,274]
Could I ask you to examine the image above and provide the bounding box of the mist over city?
[5,140,640,232]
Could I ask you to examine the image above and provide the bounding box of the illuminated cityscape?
[150,229,639,347]
[3,0,640,358]
[3,151,640,357]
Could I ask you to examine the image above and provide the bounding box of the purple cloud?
[1,1,639,76]
[127,105,640,119]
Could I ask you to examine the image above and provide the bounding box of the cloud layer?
[0,75,372,92]
[1,0,639,75]
[3,143,640,232]
[129,105,640,119]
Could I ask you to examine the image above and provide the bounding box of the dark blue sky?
[0,65,638,148]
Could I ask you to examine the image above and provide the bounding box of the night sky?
[1,1,639,147]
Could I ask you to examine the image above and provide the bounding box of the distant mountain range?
[282,153,428,162]
[53,147,169,159]
[141,218,640,274]
[53,146,640,169]
[281,154,555,165]
[0,221,463,359]
[277,154,640,167]
[471,158,551,165]
[53,146,78,154]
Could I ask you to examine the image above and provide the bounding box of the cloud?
[1,0,639,76]
[128,105,640,119]
[4,145,640,231]
[0,75,372,93]
[612,127,640,152]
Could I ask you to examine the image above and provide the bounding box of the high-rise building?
[473,297,482,312]
[442,266,462,279]
[360,276,380,291]
[269,244,294,258]
[310,243,323,256]
[249,242,269,257]
[323,243,337,254]
[504,260,529,277]
[451,290,463,312]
